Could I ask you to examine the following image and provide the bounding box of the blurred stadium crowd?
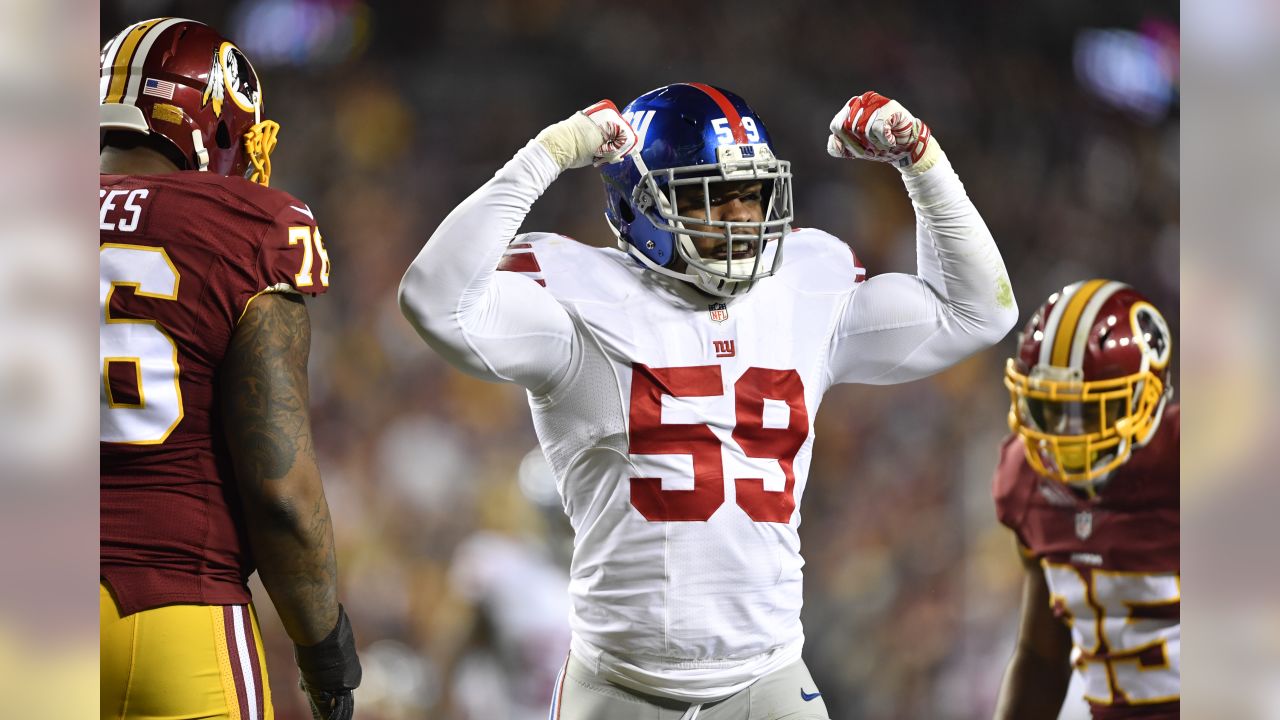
[98,2,1179,718]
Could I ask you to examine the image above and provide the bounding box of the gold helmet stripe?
[103,18,189,107]
[102,18,164,104]
[1038,281,1083,368]
[1049,278,1108,367]
[120,18,188,107]
[99,26,133,103]
[1068,280,1128,368]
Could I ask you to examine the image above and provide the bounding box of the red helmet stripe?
[685,82,749,144]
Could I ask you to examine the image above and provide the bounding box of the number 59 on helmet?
[599,83,794,298]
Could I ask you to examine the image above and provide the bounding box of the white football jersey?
[400,140,1017,701]
[513,228,858,696]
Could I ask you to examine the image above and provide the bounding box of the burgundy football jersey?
[994,404,1179,719]
[100,171,329,616]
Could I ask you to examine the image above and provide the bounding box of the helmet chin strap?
[681,252,758,298]
[673,228,767,295]
[190,129,210,172]
[656,194,759,298]
[662,224,759,298]
[691,270,755,298]
[622,241,752,298]
[608,211,756,299]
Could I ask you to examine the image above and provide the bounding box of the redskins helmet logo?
[1131,301,1172,371]
[1005,280,1174,486]
[202,42,261,119]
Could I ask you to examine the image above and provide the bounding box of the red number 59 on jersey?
[628,363,808,523]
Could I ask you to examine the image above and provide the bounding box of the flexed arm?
[825,92,1018,385]
[398,101,637,393]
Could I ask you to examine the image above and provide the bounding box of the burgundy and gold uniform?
[996,278,1178,720]
[99,172,328,720]
[100,171,328,612]
[994,406,1179,718]
[98,17,351,720]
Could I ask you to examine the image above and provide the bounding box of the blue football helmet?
[601,83,794,297]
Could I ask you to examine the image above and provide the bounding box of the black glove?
[294,604,361,720]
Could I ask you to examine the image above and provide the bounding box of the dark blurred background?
[96,2,1179,718]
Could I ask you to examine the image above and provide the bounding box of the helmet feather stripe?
[1050,278,1108,367]
[1038,281,1079,368]
[104,18,164,104]
[1068,280,1127,368]
[100,27,133,103]
[121,18,188,107]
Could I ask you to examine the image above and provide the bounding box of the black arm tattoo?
[224,292,315,480]
[222,291,339,645]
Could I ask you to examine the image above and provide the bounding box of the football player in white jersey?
[400,84,1018,720]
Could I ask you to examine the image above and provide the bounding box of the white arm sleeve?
[398,141,577,393]
[828,153,1017,385]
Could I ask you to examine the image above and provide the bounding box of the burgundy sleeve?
[992,435,1033,550]
[256,203,330,297]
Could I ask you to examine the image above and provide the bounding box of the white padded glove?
[535,99,638,171]
[826,91,942,176]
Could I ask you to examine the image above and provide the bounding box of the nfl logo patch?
[1075,510,1093,540]
[708,303,728,323]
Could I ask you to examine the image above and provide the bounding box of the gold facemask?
[243,119,279,186]
[1005,359,1165,484]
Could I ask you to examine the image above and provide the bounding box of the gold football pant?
[100,583,273,720]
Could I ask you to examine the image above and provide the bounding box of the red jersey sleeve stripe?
[685,82,749,144]
[497,251,542,274]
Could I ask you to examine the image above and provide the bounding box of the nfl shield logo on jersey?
[708,302,729,323]
[1075,510,1093,540]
